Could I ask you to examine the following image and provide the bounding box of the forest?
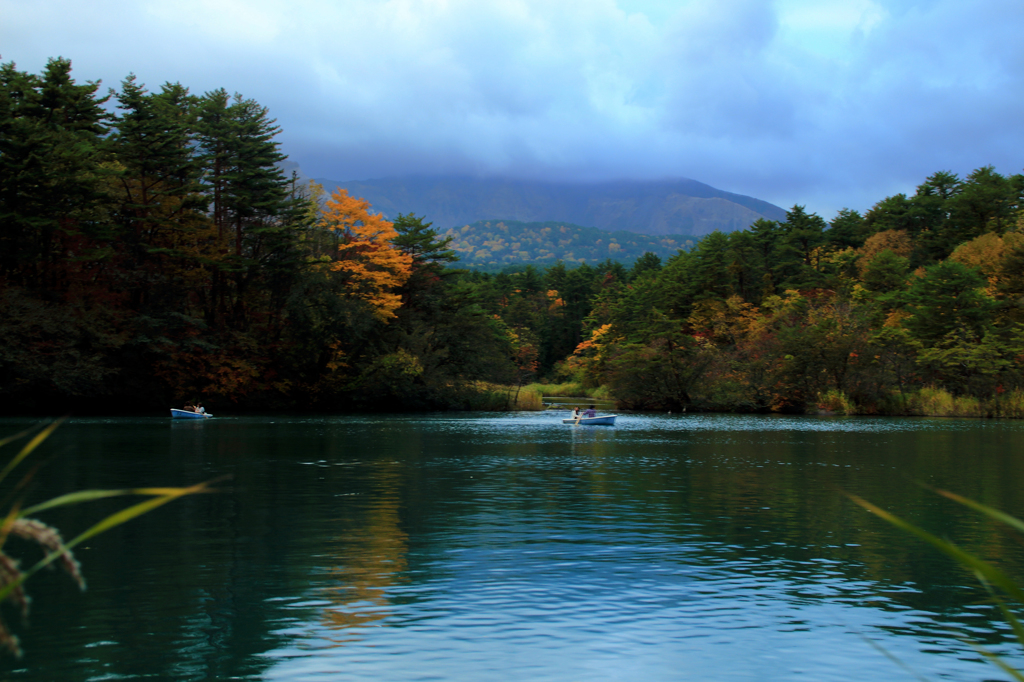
[443,220,693,269]
[564,173,1024,416]
[0,58,534,412]
[2,58,1023,417]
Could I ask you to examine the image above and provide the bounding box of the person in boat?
[184,403,196,412]
[584,405,597,418]
[572,407,580,419]
[197,403,205,414]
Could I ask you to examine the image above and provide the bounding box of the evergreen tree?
[392,213,457,269]
[826,208,867,249]
[629,252,662,280]
[724,230,764,303]
[691,231,735,301]
[947,166,1021,239]
[748,218,782,299]
[194,90,305,328]
[864,194,916,239]
[0,58,110,288]
[109,77,207,311]
[904,260,995,342]
[776,205,827,289]
[592,258,628,286]
[861,249,910,295]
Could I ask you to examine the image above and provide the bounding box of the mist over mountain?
[311,174,787,236]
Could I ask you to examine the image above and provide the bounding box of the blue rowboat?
[170,409,213,419]
[562,415,617,425]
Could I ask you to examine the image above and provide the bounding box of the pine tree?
[194,90,305,328]
[776,205,827,290]
[0,58,110,289]
[108,77,206,311]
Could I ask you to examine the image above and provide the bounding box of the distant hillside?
[443,220,694,269]
[312,175,786,236]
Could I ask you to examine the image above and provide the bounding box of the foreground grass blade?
[0,425,40,451]
[0,503,21,550]
[0,419,64,488]
[858,634,931,682]
[20,486,218,517]
[0,480,214,604]
[995,597,1024,649]
[846,493,1024,604]
[65,481,212,548]
[969,641,1024,682]
[848,490,1024,679]
[933,488,1024,538]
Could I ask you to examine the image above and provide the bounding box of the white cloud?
[2,0,1024,218]
[145,0,283,45]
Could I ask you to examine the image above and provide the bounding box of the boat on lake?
[562,415,617,425]
[170,409,213,419]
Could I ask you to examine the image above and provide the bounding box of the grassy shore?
[459,381,617,412]
[520,382,615,401]
[461,382,545,411]
[817,386,1024,418]
[464,381,1023,418]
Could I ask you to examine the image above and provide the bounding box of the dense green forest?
[2,58,1023,416]
[0,58,536,412]
[562,174,1024,416]
[443,220,693,269]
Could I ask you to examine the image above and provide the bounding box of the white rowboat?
[562,415,617,425]
[170,409,213,419]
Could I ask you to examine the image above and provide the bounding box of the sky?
[2,0,1023,219]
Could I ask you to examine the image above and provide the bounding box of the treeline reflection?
[3,414,1023,679]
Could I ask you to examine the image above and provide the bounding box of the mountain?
[443,220,696,269]
[311,175,786,236]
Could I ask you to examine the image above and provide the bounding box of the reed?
[911,387,986,418]
[514,389,544,411]
[994,389,1024,419]
[460,384,506,410]
[463,382,544,411]
[816,389,856,415]
[586,385,616,401]
[0,421,215,657]
[520,382,615,401]
[521,381,585,396]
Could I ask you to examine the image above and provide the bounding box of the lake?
[1,412,1023,681]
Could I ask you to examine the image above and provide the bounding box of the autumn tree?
[320,189,413,321]
[856,230,913,277]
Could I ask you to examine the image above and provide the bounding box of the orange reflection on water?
[320,462,409,642]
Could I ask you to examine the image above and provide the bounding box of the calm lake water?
[1,412,1024,681]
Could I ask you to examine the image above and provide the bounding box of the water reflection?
[321,461,409,639]
[2,413,1024,680]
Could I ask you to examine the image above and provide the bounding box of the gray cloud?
[3,0,1023,220]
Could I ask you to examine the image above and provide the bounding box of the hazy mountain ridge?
[311,175,787,236]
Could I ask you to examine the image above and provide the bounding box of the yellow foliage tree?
[950,231,1024,293]
[857,229,913,275]
[320,189,413,320]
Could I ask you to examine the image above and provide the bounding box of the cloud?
[3,0,1024,219]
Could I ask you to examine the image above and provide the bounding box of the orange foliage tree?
[319,189,413,320]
